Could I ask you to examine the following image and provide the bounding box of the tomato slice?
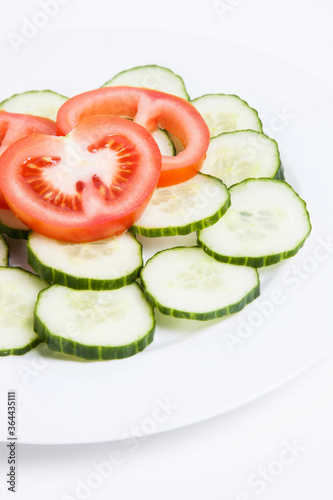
[56,87,210,187]
[0,110,57,210]
[0,116,161,242]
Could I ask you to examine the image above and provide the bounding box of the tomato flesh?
[57,87,210,187]
[0,116,161,242]
[21,156,83,211]
[0,110,57,210]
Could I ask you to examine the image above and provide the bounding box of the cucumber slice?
[131,173,230,237]
[0,209,30,239]
[0,90,68,121]
[201,130,281,187]
[191,94,263,138]
[152,129,175,156]
[0,267,48,356]
[102,65,190,100]
[198,178,311,267]
[28,231,143,290]
[34,283,155,360]
[141,247,260,320]
[0,234,9,266]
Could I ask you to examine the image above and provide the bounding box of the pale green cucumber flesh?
[0,267,49,356]
[152,128,175,156]
[198,178,311,267]
[201,130,281,187]
[28,232,143,290]
[34,283,155,360]
[0,337,40,357]
[141,247,260,320]
[101,64,190,100]
[0,90,68,121]
[191,94,263,138]
[131,173,230,237]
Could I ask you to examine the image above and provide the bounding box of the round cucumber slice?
[0,267,49,356]
[201,130,281,187]
[0,90,68,121]
[198,178,311,267]
[141,247,260,320]
[102,65,190,100]
[28,231,143,290]
[131,173,230,237]
[191,94,263,138]
[34,283,155,360]
[0,209,30,239]
[0,234,9,266]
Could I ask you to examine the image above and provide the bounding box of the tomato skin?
[57,87,210,187]
[7,199,149,243]
[0,116,161,242]
[157,152,205,187]
[0,111,57,210]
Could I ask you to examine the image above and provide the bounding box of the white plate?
[0,27,332,445]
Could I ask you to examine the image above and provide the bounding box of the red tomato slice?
[0,110,57,210]
[57,87,210,187]
[0,116,161,242]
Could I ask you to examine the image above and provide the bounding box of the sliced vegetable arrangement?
[0,64,311,361]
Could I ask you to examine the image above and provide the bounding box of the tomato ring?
[56,87,210,187]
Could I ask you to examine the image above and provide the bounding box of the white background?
[0,0,333,498]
